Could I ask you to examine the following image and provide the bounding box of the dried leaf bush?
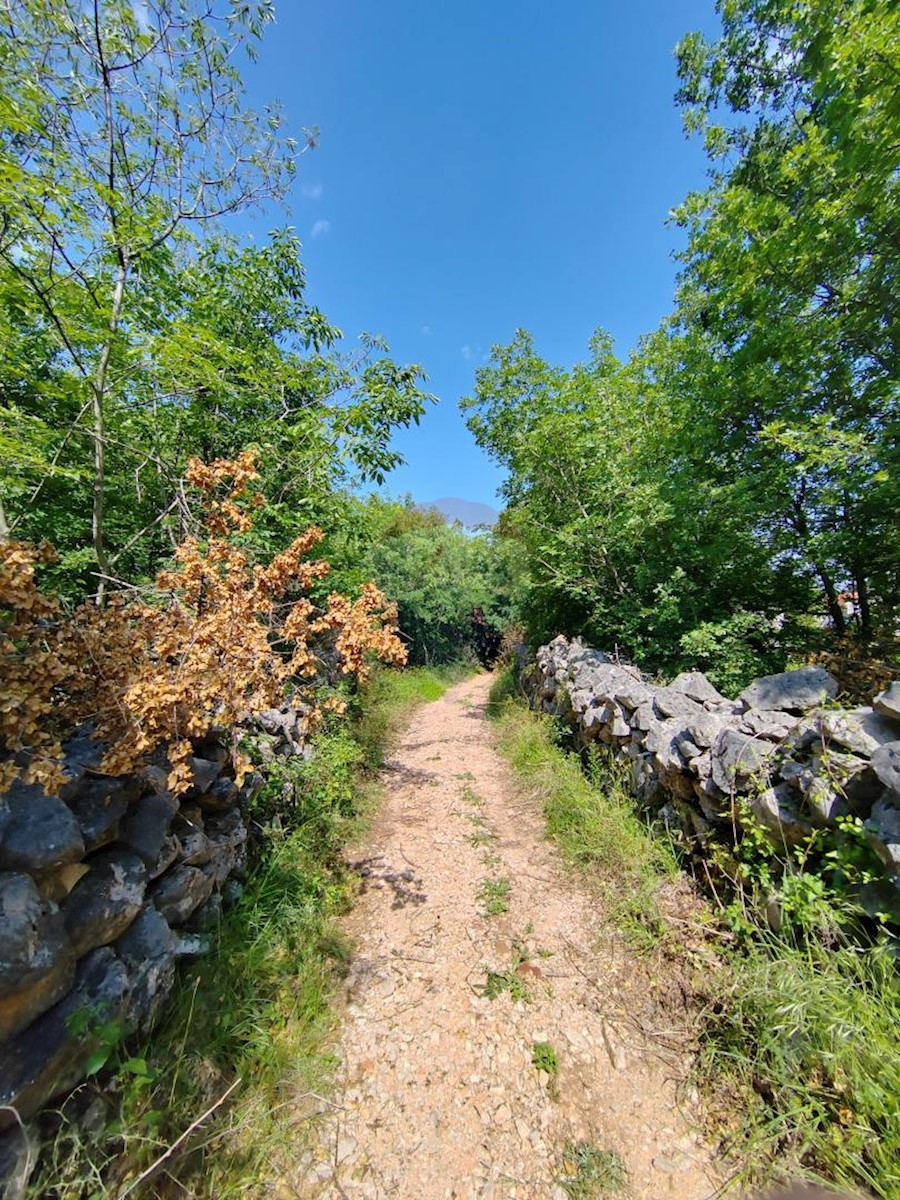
[0,452,406,795]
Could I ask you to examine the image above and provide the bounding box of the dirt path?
[290,674,722,1200]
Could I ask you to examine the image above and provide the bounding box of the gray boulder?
[653,688,704,720]
[644,719,687,776]
[0,874,75,1043]
[0,948,132,1128]
[669,671,729,706]
[869,742,900,796]
[739,709,798,742]
[187,755,223,796]
[151,864,214,926]
[62,851,146,958]
[116,906,176,1031]
[816,708,899,758]
[0,793,84,876]
[873,682,900,723]
[66,778,131,853]
[866,797,900,871]
[744,784,812,846]
[711,729,777,793]
[119,791,179,866]
[738,666,838,713]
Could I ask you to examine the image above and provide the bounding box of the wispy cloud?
[301,182,324,200]
[421,324,432,336]
[460,345,473,361]
[311,219,331,239]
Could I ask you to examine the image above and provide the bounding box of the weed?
[478,876,511,916]
[557,1140,627,1198]
[465,830,494,847]
[531,1041,560,1099]
[461,784,481,806]
[482,946,534,1003]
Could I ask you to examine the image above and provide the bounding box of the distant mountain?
[421,497,499,528]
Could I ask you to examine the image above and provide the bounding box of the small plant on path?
[531,1040,560,1100]
[481,944,535,1003]
[478,876,511,916]
[557,1140,627,1198]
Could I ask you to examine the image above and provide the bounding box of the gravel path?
[292,673,722,1199]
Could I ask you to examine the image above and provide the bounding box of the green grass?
[697,936,900,1198]
[482,945,534,1003]
[478,875,511,916]
[557,1140,627,1198]
[490,688,900,1199]
[532,1040,561,1101]
[27,664,461,1199]
[492,695,678,946]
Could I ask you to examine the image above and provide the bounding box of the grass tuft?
[493,701,677,946]
[557,1139,627,1198]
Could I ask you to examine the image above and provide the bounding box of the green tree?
[462,326,808,679]
[0,2,434,598]
[361,499,522,665]
[0,0,301,593]
[673,0,900,633]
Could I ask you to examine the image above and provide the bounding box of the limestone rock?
[710,729,777,793]
[873,682,900,723]
[151,864,214,925]
[745,784,812,846]
[187,756,223,796]
[739,709,798,742]
[866,797,900,870]
[197,775,240,813]
[669,671,729,706]
[62,851,146,958]
[57,728,105,801]
[178,828,212,866]
[65,778,131,854]
[816,708,899,758]
[119,791,179,866]
[116,906,175,1031]
[0,1121,37,1199]
[147,834,180,881]
[653,688,704,720]
[0,793,84,876]
[0,948,132,1128]
[0,874,75,1043]
[644,719,687,775]
[738,666,838,713]
[869,741,900,796]
[685,711,730,750]
[803,776,850,826]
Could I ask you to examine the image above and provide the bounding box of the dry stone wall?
[0,703,308,1177]
[526,637,900,919]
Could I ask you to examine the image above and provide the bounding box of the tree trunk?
[854,567,872,635]
[91,264,128,603]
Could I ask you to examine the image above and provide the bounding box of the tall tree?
[673,0,900,632]
[0,0,300,595]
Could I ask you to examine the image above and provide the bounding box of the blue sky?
[241,1,721,508]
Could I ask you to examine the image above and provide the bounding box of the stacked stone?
[528,637,900,919]
[0,726,266,1154]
